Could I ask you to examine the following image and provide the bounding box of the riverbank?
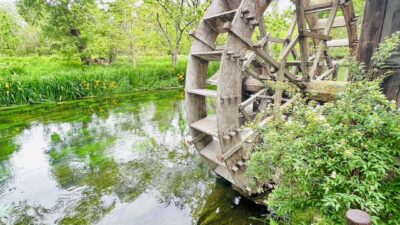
[0,55,219,106]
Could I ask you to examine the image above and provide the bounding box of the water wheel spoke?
[186,0,358,197]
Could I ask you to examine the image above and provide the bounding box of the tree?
[16,0,111,64]
[107,0,141,66]
[0,10,20,56]
[146,0,210,66]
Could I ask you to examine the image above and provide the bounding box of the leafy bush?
[247,34,400,224]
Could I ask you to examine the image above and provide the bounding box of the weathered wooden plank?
[286,60,313,66]
[380,0,400,106]
[316,66,336,80]
[189,31,216,50]
[186,0,228,150]
[268,37,287,43]
[301,31,332,40]
[206,70,219,85]
[190,116,219,137]
[214,165,235,183]
[274,59,286,118]
[240,88,267,108]
[295,0,310,81]
[341,0,359,55]
[305,80,347,101]
[327,39,349,47]
[305,0,333,14]
[243,35,269,69]
[313,16,346,30]
[216,0,272,191]
[380,0,400,66]
[223,0,242,10]
[199,139,225,166]
[187,89,217,97]
[309,0,339,78]
[258,17,272,77]
[243,77,264,92]
[357,0,389,68]
[204,9,238,33]
[280,35,300,60]
[192,50,223,61]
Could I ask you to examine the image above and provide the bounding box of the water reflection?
[0,90,265,225]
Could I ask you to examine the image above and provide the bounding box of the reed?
[0,55,212,106]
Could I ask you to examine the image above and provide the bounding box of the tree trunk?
[129,41,137,67]
[109,47,117,64]
[171,50,178,67]
[70,28,92,65]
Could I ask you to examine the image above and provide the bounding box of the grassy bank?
[0,55,219,106]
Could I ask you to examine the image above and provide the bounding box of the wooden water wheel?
[185,0,358,197]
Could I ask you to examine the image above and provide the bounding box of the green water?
[0,90,266,225]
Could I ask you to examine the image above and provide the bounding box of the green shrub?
[247,33,400,224]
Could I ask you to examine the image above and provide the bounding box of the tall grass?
[0,55,207,106]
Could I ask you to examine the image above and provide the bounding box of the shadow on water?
[0,89,266,225]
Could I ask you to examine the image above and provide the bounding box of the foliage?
[0,10,20,56]
[371,32,400,69]
[17,0,103,63]
[247,33,400,224]
[0,56,189,106]
[145,0,211,66]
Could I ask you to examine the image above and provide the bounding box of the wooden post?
[358,0,400,107]
[295,0,309,81]
[357,0,389,69]
[346,209,372,225]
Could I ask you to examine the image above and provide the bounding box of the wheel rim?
[186,0,358,196]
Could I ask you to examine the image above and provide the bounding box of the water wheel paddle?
[185,0,358,197]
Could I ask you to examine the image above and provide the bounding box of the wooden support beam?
[280,35,300,60]
[305,80,347,101]
[357,0,389,69]
[312,16,346,30]
[223,22,305,88]
[189,31,216,50]
[258,17,271,77]
[316,66,337,81]
[274,59,286,119]
[268,37,287,43]
[274,30,299,119]
[295,0,310,81]
[309,0,340,78]
[243,35,269,69]
[239,105,252,121]
[301,31,332,41]
[240,89,267,108]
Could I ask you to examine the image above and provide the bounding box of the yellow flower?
[109,81,117,89]
[5,83,10,89]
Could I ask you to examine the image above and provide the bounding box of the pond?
[0,89,266,225]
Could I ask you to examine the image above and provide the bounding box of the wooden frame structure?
[358,0,400,106]
[185,0,358,196]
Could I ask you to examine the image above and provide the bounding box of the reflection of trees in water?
[0,90,265,225]
[1,90,216,224]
